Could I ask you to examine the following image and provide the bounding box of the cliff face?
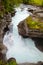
[0,13,11,61]
[0,13,11,41]
[0,0,16,61]
[0,2,12,60]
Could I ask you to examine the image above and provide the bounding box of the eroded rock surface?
[0,13,11,61]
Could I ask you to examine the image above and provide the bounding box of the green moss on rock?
[0,58,17,65]
[26,16,43,31]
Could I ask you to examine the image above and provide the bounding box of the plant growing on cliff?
[26,16,43,31]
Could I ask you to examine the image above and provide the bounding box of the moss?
[0,60,6,65]
[7,60,17,65]
[0,58,17,65]
[26,16,43,31]
[7,58,17,65]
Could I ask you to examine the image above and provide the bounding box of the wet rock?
[0,12,11,47]
[17,21,28,38]
[0,44,7,54]
[32,38,43,52]
[7,58,17,65]
[0,44,7,61]
[27,5,43,15]
[0,12,11,37]
[8,58,16,62]
[28,9,34,13]
[11,10,16,17]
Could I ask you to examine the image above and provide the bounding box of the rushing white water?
[3,6,43,63]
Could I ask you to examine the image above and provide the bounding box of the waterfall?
[3,5,43,63]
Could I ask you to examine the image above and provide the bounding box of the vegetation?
[26,16,43,31]
[0,58,17,65]
[0,0,15,16]
[0,0,23,17]
[0,0,43,17]
[23,0,43,6]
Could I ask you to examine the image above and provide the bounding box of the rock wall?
[0,12,11,61]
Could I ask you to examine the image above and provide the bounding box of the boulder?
[7,58,17,65]
[0,44,7,61]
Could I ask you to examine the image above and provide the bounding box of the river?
[3,5,43,63]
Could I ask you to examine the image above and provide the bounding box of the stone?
[7,58,17,65]
[8,58,16,62]
[0,44,7,61]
